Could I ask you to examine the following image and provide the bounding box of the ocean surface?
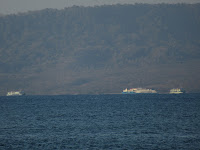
[0,94,200,150]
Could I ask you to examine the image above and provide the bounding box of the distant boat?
[6,91,25,96]
[169,88,185,94]
[122,88,157,94]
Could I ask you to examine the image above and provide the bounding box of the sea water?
[0,94,200,149]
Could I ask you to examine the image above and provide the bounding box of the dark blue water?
[0,94,200,150]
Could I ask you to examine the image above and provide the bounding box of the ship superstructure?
[6,91,25,96]
[122,88,157,94]
[169,88,185,94]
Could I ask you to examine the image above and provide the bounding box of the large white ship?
[122,88,157,94]
[169,88,185,94]
[6,91,25,96]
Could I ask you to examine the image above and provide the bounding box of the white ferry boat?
[6,91,25,96]
[122,88,157,94]
[169,88,185,94]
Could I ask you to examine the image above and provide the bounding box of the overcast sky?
[1,0,200,14]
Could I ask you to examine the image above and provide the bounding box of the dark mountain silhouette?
[0,4,200,95]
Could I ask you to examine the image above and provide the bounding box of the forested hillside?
[0,4,200,95]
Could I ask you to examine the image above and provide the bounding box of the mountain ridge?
[0,4,200,95]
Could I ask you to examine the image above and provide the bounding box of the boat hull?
[6,91,25,96]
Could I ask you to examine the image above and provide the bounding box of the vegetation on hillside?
[0,4,200,95]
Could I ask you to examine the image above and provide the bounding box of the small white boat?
[6,91,25,96]
[122,88,157,94]
[169,88,185,94]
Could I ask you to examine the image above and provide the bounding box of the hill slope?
[0,4,200,95]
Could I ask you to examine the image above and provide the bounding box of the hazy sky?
[1,0,200,14]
